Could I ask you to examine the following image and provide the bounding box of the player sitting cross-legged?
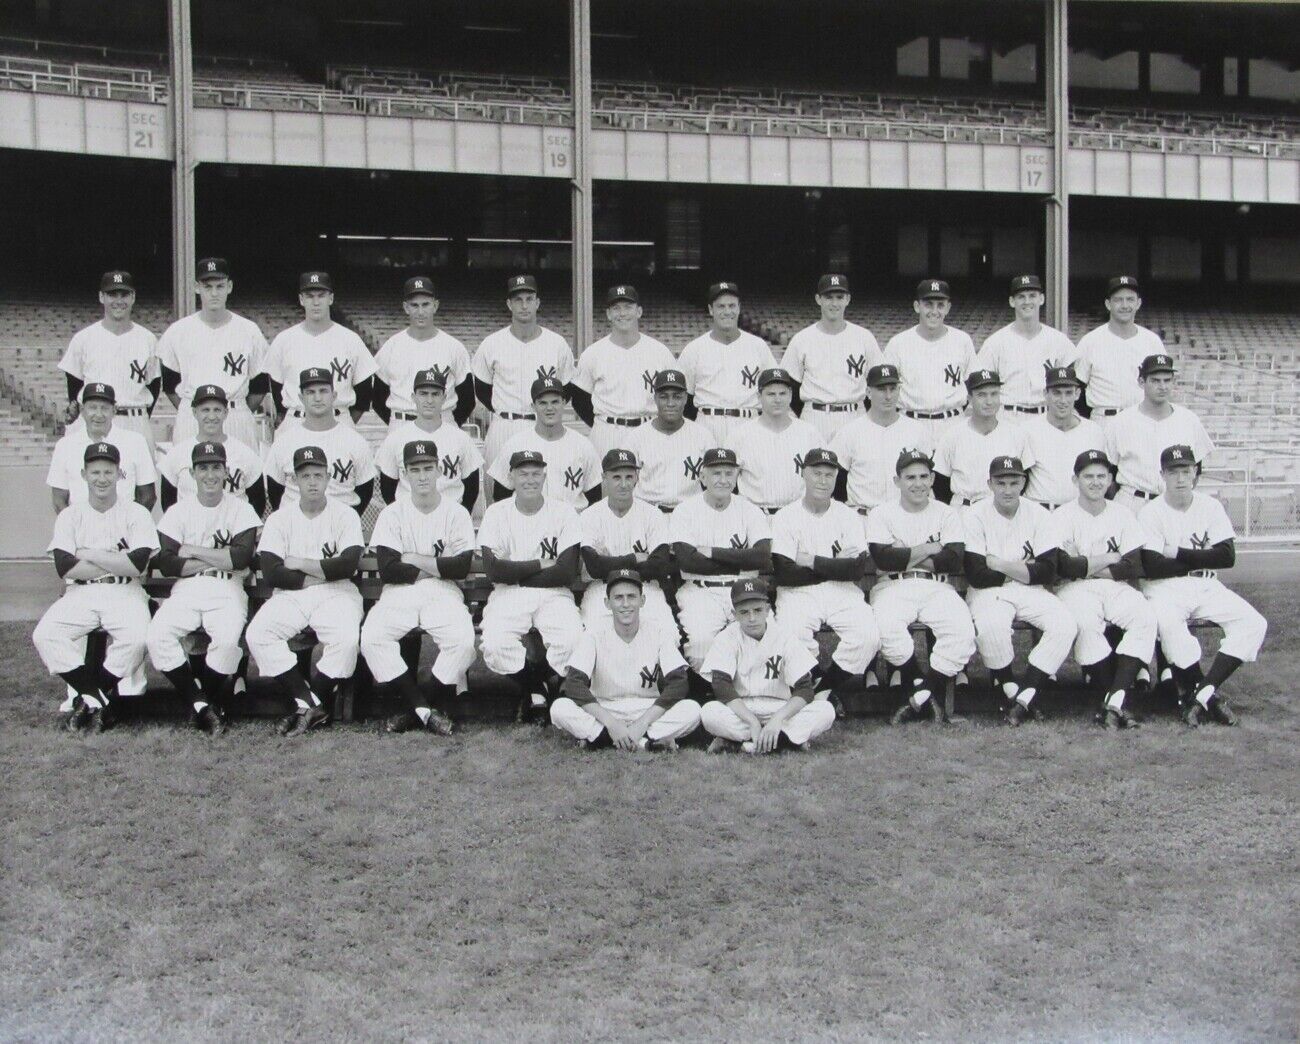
[552,568,702,751]
[700,578,836,754]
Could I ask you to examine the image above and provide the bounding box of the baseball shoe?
[1208,695,1238,727]
[706,737,740,754]
[194,705,225,736]
[1102,708,1123,730]
[84,706,110,733]
[384,710,422,734]
[1006,701,1029,727]
[775,733,810,753]
[579,730,614,751]
[425,708,455,736]
[1182,700,1205,728]
[890,701,922,726]
[645,737,678,753]
[927,695,949,725]
[288,705,330,737]
[63,697,92,733]
[277,711,302,736]
[1115,707,1141,729]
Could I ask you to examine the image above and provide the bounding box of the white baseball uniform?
[668,493,771,669]
[699,618,834,745]
[147,494,261,677]
[882,325,977,443]
[974,323,1076,418]
[626,418,714,511]
[157,311,269,447]
[488,427,602,509]
[552,620,700,744]
[245,499,365,682]
[864,499,975,676]
[677,330,777,445]
[771,499,878,675]
[578,497,677,633]
[158,436,264,502]
[360,498,477,689]
[934,418,1035,506]
[1073,323,1165,422]
[1022,416,1105,508]
[573,334,676,456]
[782,320,884,441]
[47,424,157,505]
[470,325,575,465]
[374,328,471,424]
[962,497,1076,675]
[264,322,377,421]
[33,500,158,685]
[1138,494,1266,670]
[1105,404,1214,508]
[1052,500,1157,668]
[264,422,375,509]
[61,320,159,451]
[476,496,584,677]
[374,420,482,506]
[732,416,822,511]
[829,413,931,512]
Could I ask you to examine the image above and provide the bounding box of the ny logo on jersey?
[792,453,806,475]
[831,540,842,557]
[115,536,130,551]
[563,466,584,491]
[845,354,866,378]
[440,454,460,479]
[539,536,559,560]
[1190,530,1211,550]
[729,534,749,550]
[1021,540,1034,561]
[226,469,243,492]
[535,364,557,381]
[639,663,663,690]
[431,539,446,557]
[641,369,655,391]
[222,352,246,377]
[211,528,234,549]
[928,532,942,545]
[764,655,783,680]
[1105,536,1120,554]
[683,456,703,481]
[321,541,339,558]
[740,365,761,389]
[943,364,962,388]
[128,360,148,384]
[331,459,354,484]
[633,539,648,554]
[329,358,351,383]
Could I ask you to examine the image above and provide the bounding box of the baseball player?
[974,274,1077,423]
[361,440,477,736]
[578,449,677,634]
[61,270,160,455]
[782,273,884,441]
[263,368,375,514]
[471,274,576,467]
[1050,449,1156,730]
[571,284,676,456]
[488,377,601,508]
[1105,354,1214,513]
[246,446,365,737]
[829,364,930,515]
[374,368,482,510]
[933,369,1034,507]
[157,257,270,449]
[47,382,156,511]
[882,279,977,445]
[626,369,714,513]
[962,456,1077,725]
[553,568,701,751]
[264,271,376,427]
[1138,445,1267,727]
[677,281,777,445]
[158,384,265,513]
[32,441,158,733]
[146,441,261,735]
[476,449,584,719]
[669,447,772,675]
[699,578,835,753]
[865,450,975,724]
[771,448,876,709]
[1074,275,1166,428]
[1022,365,1105,510]
[371,275,474,430]
[732,368,822,513]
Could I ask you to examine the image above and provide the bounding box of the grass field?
[1,580,1297,1042]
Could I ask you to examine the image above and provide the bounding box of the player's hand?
[1164,543,1181,559]
[757,719,783,754]
[606,720,636,751]
[795,551,815,568]
[65,401,81,424]
[633,551,649,563]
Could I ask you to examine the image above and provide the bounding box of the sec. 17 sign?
[1020,147,1050,192]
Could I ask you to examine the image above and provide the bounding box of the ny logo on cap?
[112,273,123,284]
[741,580,756,593]
[931,281,941,292]
[1119,276,1132,285]
[413,280,425,289]
[1020,276,1032,285]
[309,274,320,284]
[980,370,993,380]
[1002,458,1014,468]
[204,261,217,272]
[539,536,559,560]
[96,442,110,453]
[515,276,527,286]
[415,443,428,455]
[846,354,865,378]
[616,286,626,295]
[828,276,841,287]
[307,368,324,380]
[639,664,663,690]
[1170,449,1184,460]
[764,655,783,680]
[93,383,108,394]
[202,443,216,454]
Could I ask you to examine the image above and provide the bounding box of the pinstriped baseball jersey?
[974,323,1077,408]
[374,421,483,504]
[157,494,262,581]
[1137,492,1235,555]
[579,497,670,567]
[864,499,963,554]
[157,312,268,405]
[626,418,714,509]
[258,498,363,576]
[1052,500,1146,558]
[370,497,476,564]
[488,427,602,508]
[567,620,687,702]
[477,496,583,563]
[265,322,376,414]
[677,330,777,410]
[264,422,375,507]
[882,326,977,412]
[732,416,822,509]
[780,321,883,405]
[962,497,1060,562]
[829,414,931,510]
[701,619,817,698]
[59,321,158,409]
[771,499,865,568]
[470,326,575,416]
[934,419,1036,504]
[1022,416,1105,506]
[47,424,157,504]
[1073,324,1165,411]
[159,436,264,501]
[373,329,471,417]
[573,334,676,419]
[668,494,771,582]
[1104,404,1214,495]
[48,499,158,569]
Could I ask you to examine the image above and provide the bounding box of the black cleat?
[289,705,330,736]
[425,708,455,736]
[277,711,303,736]
[384,710,422,734]
[1102,708,1123,730]
[927,695,948,724]
[194,704,225,736]
[706,737,740,754]
[63,697,92,733]
[84,706,109,733]
[890,700,922,726]
[1006,701,1029,727]
[1182,701,1205,728]
[1208,695,1238,727]
[1115,707,1141,729]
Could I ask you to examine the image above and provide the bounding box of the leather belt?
[1187,569,1218,579]
[808,401,860,413]
[698,406,755,418]
[115,406,148,416]
[904,408,960,420]
[497,411,535,421]
[689,578,735,588]
[391,410,418,421]
[1124,488,1158,500]
[885,571,949,582]
[72,576,133,585]
[197,569,236,580]
[1094,407,1123,417]
[957,496,982,507]
[598,415,646,427]
[1004,404,1044,414]
[290,407,346,418]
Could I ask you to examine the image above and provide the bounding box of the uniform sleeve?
[643,506,669,550]
[1033,508,1062,555]
[45,440,71,489]
[264,332,286,384]
[470,342,494,384]
[476,505,505,556]
[667,503,693,545]
[744,500,773,542]
[582,438,603,492]
[1053,330,1078,368]
[157,322,181,372]
[960,332,977,374]
[700,625,738,679]
[258,512,288,558]
[369,505,400,551]
[339,505,365,548]
[882,336,901,368]
[449,339,472,385]
[352,433,376,485]
[233,499,263,535]
[578,504,603,550]
[780,630,818,686]
[657,629,688,677]
[58,331,84,378]
[938,505,964,546]
[128,435,157,484]
[459,432,484,476]
[128,506,160,552]
[760,340,779,370]
[156,505,184,544]
[47,509,76,555]
[1138,503,1165,552]
[782,335,805,381]
[350,332,378,383]
[837,511,866,557]
[769,512,798,560]
[1190,412,1215,463]
[555,338,576,384]
[262,439,288,488]
[1073,336,1092,384]
[1016,425,1036,470]
[962,510,988,555]
[486,444,513,489]
[142,330,160,376]
[567,630,597,680]
[933,428,956,477]
[375,431,400,480]
[863,505,891,545]
[558,506,583,552]
[157,445,182,487]
[1205,497,1236,543]
[372,339,395,385]
[677,341,699,393]
[447,505,477,555]
[828,426,853,468]
[572,346,596,393]
[1103,416,1121,465]
[249,323,271,378]
[1118,508,1148,555]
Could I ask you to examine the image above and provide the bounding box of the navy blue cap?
[413,368,447,391]
[602,449,640,472]
[895,449,934,475]
[530,376,567,401]
[192,441,227,466]
[196,258,229,281]
[916,278,950,301]
[299,271,332,292]
[509,449,545,470]
[100,270,133,292]
[606,284,639,306]
[730,577,769,606]
[701,447,738,468]
[965,368,1002,392]
[708,281,740,303]
[817,274,850,294]
[1045,364,1082,388]
[1010,274,1043,294]
[990,456,1027,478]
[403,440,439,467]
[403,275,436,299]
[507,274,538,297]
[1160,445,1196,470]
[1074,449,1113,475]
[802,448,842,470]
[867,364,900,388]
[758,367,796,389]
[191,384,227,407]
[292,446,327,471]
[1140,354,1176,377]
[81,382,116,405]
[299,367,333,389]
[83,441,120,465]
[605,567,644,593]
[1107,275,1140,297]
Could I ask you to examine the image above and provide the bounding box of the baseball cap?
[606,284,639,306]
[989,455,1027,479]
[81,382,116,405]
[83,441,121,466]
[1160,444,1196,470]
[916,279,951,301]
[817,274,850,295]
[402,440,439,467]
[191,441,227,466]
[413,368,447,391]
[605,567,644,593]
[509,449,545,470]
[802,448,842,470]
[196,257,229,281]
[99,270,133,292]
[758,367,795,389]
[299,367,333,389]
[730,577,769,607]
[1139,353,1176,377]
[965,368,1002,392]
[530,376,567,401]
[652,369,687,392]
[1009,274,1043,294]
[707,281,740,303]
[1074,449,1112,475]
[403,275,436,299]
[506,274,538,297]
[1045,364,1082,388]
[701,447,738,468]
[867,364,900,388]
[292,446,327,471]
[895,448,934,475]
[602,448,641,472]
[1107,275,1140,296]
[299,270,332,292]
[191,384,228,407]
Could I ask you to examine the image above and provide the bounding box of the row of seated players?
[32,431,1265,747]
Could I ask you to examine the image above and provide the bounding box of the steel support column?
[1045,0,1069,329]
[570,0,594,354]
[168,0,195,321]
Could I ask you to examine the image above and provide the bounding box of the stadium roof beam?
[1045,0,1068,329]
[571,0,594,353]
[169,0,195,322]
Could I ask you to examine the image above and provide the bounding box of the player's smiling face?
[1141,372,1175,406]
[414,385,447,418]
[81,459,121,499]
[1162,463,1197,499]
[604,466,638,505]
[708,294,740,331]
[970,385,1002,419]
[735,599,770,638]
[702,463,737,497]
[197,277,231,310]
[80,398,114,435]
[989,473,1026,508]
[816,290,849,321]
[299,288,333,321]
[914,297,950,330]
[403,294,438,329]
[195,401,228,438]
[507,291,539,323]
[1046,383,1080,417]
[654,387,687,422]
[606,301,641,332]
[1010,289,1043,319]
[534,391,566,426]
[871,381,900,411]
[194,461,227,497]
[604,582,645,626]
[895,463,934,506]
[406,459,439,496]
[301,382,336,417]
[513,463,546,498]
[1105,290,1140,322]
[804,463,838,501]
[99,288,134,321]
[759,383,792,417]
[294,463,329,504]
[1075,463,1112,502]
